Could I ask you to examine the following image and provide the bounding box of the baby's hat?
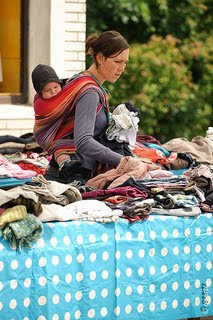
[31,64,63,95]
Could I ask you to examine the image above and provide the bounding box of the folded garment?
[151,206,201,217]
[0,205,27,228]
[0,214,43,250]
[6,196,42,217]
[0,177,32,189]
[28,174,82,205]
[39,200,122,223]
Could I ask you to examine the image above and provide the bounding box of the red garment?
[122,214,149,222]
[82,186,149,199]
[33,75,109,160]
[17,163,46,175]
[136,134,161,146]
[105,195,129,204]
[133,146,177,164]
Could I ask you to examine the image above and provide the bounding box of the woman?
[34,30,130,184]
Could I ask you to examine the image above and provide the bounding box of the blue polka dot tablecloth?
[0,213,212,320]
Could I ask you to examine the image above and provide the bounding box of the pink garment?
[0,154,37,179]
[86,156,159,189]
[143,169,174,179]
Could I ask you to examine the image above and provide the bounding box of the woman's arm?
[74,90,123,167]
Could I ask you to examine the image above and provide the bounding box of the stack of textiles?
[0,133,213,247]
[0,133,42,154]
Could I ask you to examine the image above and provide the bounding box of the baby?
[31,64,63,99]
[31,64,71,171]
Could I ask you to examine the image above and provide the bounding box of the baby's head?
[41,81,62,99]
[31,64,63,99]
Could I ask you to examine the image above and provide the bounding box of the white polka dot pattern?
[0,213,212,319]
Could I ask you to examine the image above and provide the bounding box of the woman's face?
[97,48,129,84]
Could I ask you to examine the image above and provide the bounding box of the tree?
[87,0,212,43]
[86,0,213,141]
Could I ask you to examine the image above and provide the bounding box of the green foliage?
[181,35,213,108]
[105,35,212,142]
[86,0,211,43]
[86,0,212,142]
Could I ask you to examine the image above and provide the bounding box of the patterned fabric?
[33,75,109,160]
[0,215,212,319]
[0,214,43,250]
[0,205,27,228]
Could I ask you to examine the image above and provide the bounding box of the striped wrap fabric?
[33,75,108,160]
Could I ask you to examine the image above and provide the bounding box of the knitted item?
[32,64,63,96]
[0,213,43,250]
[0,205,27,228]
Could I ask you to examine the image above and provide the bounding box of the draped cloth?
[33,75,109,160]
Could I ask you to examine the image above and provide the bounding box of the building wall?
[0,0,86,137]
[0,105,35,137]
[64,0,86,78]
[28,0,86,104]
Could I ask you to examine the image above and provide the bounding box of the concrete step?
[0,104,34,137]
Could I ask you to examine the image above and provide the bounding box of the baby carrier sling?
[33,75,109,160]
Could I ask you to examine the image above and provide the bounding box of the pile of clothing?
[0,132,213,250]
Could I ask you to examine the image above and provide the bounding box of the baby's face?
[41,82,61,99]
